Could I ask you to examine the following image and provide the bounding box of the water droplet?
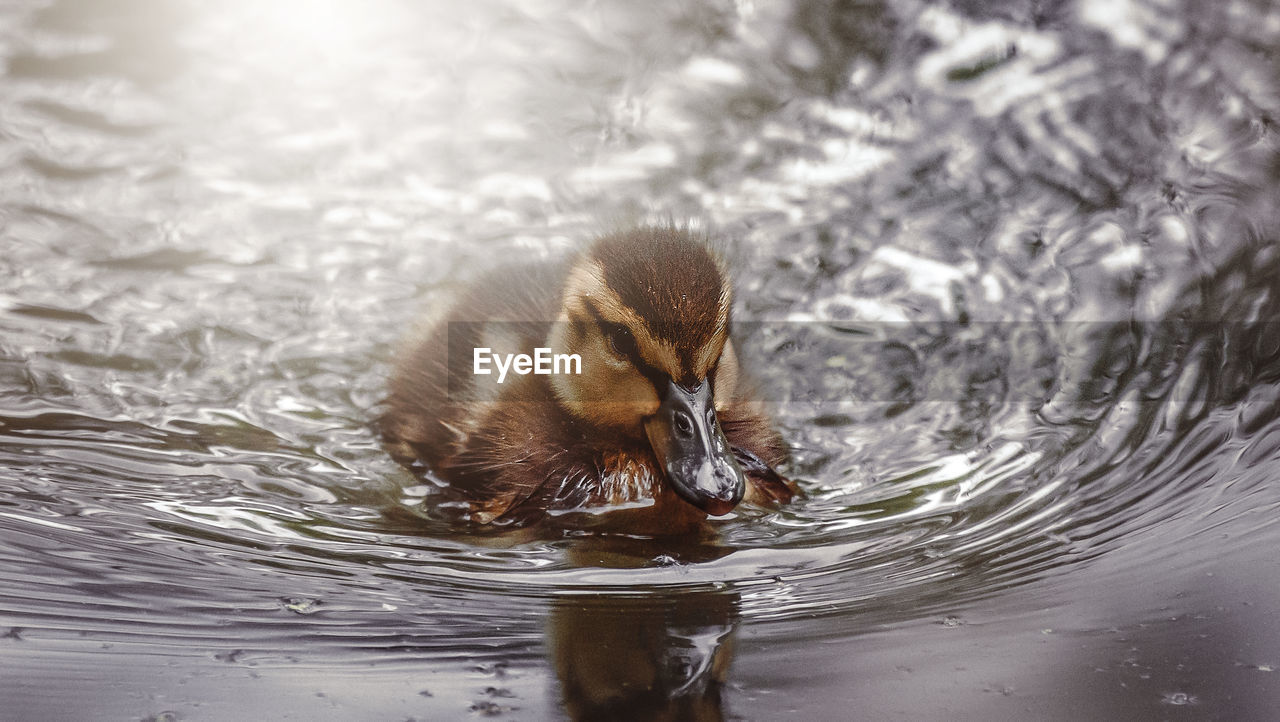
[1161,691,1196,705]
[279,597,321,615]
[484,687,517,698]
[469,700,513,716]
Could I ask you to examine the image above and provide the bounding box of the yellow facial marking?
[693,284,732,378]
[548,255,734,429]
[714,338,740,409]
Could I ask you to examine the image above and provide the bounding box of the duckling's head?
[548,227,747,516]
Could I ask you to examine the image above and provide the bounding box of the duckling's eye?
[604,323,637,359]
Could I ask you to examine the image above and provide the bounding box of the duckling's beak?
[644,379,746,516]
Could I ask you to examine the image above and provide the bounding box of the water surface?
[2,0,1280,719]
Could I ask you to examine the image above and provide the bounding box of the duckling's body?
[382,226,793,531]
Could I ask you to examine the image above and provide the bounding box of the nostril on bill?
[674,411,694,437]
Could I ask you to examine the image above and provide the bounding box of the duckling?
[381,226,794,531]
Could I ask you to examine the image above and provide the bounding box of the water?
[2,0,1279,719]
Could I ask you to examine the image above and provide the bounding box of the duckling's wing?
[733,444,797,504]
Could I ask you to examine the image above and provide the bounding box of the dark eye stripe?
[580,299,668,389]
[565,311,591,345]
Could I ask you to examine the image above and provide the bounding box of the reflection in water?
[549,591,737,722]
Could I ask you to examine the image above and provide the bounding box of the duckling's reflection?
[548,589,739,721]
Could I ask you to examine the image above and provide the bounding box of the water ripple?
[3,0,1280,717]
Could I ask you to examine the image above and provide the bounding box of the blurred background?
[1,0,1279,718]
